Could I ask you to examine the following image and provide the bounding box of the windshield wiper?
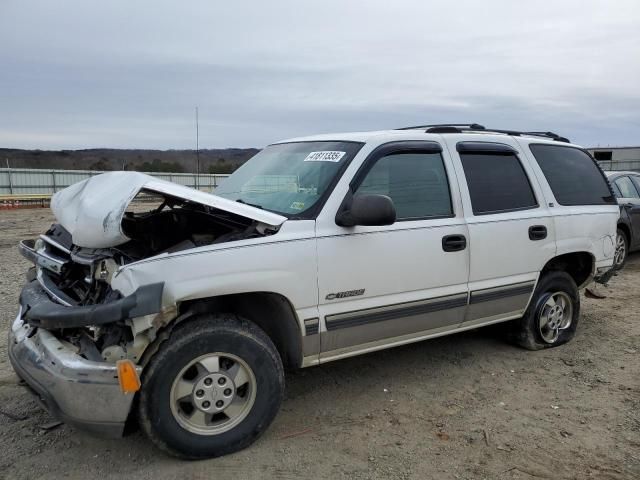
[235,198,263,209]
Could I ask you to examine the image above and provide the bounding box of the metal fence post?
[6,159,13,194]
[52,170,57,193]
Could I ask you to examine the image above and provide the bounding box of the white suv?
[10,124,619,458]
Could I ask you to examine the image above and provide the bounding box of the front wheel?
[511,271,579,350]
[138,314,284,459]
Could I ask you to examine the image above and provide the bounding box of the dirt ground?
[0,208,638,480]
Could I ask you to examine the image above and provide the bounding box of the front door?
[315,141,470,362]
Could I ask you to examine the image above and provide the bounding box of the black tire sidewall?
[140,316,284,459]
[517,272,580,349]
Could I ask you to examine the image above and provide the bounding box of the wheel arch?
[172,292,304,370]
[540,251,595,289]
[617,222,631,245]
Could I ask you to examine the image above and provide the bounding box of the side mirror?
[336,194,396,227]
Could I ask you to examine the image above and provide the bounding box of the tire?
[138,313,284,459]
[613,228,628,270]
[511,271,579,350]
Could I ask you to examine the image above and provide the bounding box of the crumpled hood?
[50,171,287,248]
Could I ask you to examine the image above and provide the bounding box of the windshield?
[214,141,363,216]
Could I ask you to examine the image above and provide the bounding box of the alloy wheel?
[538,291,573,344]
[170,352,257,435]
[614,233,627,268]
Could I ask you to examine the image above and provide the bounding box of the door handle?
[529,225,547,241]
[442,234,467,252]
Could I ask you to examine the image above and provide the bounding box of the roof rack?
[395,123,570,143]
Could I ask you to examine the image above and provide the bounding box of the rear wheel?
[511,271,579,350]
[614,228,628,270]
[138,313,284,459]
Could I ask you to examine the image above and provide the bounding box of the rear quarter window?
[529,144,616,206]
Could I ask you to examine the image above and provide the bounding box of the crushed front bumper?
[8,307,141,437]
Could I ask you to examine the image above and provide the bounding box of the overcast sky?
[1,0,639,150]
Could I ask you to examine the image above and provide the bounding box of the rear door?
[614,175,640,248]
[444,137,556,327]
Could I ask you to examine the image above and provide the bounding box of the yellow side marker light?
[116,359,141,394]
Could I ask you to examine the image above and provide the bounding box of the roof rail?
[396,123,486,131]
[395,123,570,143]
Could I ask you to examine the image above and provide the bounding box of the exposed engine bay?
[120,192,270,261]
[26,191,275,305]
[18,180,284,365]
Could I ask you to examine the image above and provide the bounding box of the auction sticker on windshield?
[303,151,346,162]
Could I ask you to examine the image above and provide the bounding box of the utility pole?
[195,106,200,190]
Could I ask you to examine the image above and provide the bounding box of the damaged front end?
[16,220,170,365]
[9,171,286,436]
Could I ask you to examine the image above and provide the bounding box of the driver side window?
[355,152,453,220]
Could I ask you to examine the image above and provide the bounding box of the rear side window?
[356,152,453,220]
[459,152,537,215]
[529,144,616,206]
[615,176,640,198]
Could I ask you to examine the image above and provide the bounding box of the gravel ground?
[0,208,638,480]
